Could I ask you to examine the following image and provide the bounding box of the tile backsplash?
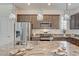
[32,29,63,34]
[32,29,79,35]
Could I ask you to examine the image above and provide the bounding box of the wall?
[16,9,63,15]
[0,4,16,48]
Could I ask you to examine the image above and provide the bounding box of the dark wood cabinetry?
[70,13,79,29]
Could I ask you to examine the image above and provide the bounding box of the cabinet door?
[70,13,79,29]
[43,15,52,22]
[70,15,75,29]
[31,15,37,29]
[76,14,79,29]
[52,15,59,29]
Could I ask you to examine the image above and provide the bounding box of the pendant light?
[9,13,16,20]
[37,8,43,21]
[48,3,51,6]
[27,3,31,6]
[64,3,70,20]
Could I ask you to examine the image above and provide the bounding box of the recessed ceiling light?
[27,3,30,6]
[68,3,71,6]
[48,3,51,6]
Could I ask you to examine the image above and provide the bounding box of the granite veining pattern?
[0,41,79,56]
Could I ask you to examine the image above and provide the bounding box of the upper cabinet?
[70,13,79,29]
[17,14,60,29]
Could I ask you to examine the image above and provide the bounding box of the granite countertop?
[9,41,79,56]
[0,41,79,56]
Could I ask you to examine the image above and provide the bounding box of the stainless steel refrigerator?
[16,22,31,46]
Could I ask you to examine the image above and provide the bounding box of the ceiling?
[14,3,79,11]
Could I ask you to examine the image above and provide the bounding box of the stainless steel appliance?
[16,22,31,46]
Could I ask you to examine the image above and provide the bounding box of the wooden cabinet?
[43,15,59,29]
[52,15,59,29]
[70,13,79,29]
[70,15,75,29]
[17,14,60,29]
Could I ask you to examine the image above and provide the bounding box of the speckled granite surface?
[0,41,79,56]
